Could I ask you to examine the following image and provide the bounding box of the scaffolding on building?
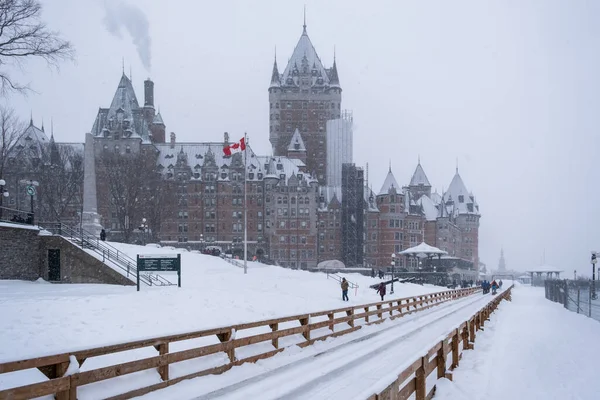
[342,163,364,267]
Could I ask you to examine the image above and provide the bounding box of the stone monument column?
[81,132,103,236]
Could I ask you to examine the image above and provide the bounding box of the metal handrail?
[327,272,359,289]
[38,222,174,287]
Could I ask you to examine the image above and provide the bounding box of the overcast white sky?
[2,0,599,277]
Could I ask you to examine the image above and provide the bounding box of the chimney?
[224,131,229,146]
[144,78,154,107]
[170,132,176,149]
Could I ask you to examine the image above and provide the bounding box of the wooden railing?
[367,285,513,400]
[0,286,480,400]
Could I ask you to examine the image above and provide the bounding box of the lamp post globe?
[0,179,6,221]
[391,253,396,294]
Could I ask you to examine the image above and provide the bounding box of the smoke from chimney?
[102,0,152,70]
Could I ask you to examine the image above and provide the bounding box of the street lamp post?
[592,252,597,300]
[0,179,8,221]
[200,233,205,252]
[21,180,38,225]
[391,253,395,295]
[139,218,148,246]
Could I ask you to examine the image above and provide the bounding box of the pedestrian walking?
[341,278,349,301]
[377,282,386,301]
[491,280,498,295]
[100,229,106,241]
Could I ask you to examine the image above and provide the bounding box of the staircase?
[38,223,174,287]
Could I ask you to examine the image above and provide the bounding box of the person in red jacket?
[377,282,386,301]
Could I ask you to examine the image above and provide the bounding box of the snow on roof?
[443,170,480,215]
[417,195,438,221]
[153,112,164,125]
[108,73,140,118]
[156,142,317,185]
[399,242,448,256]
[11,122,49,157]
[430,191,443,205]
[287,128,307,152]
[525,265,564,273]
[319,186,342,209]
[409,163,431,187]
[363,186,379,212]
[289,158,306,168]
[378,170,401,195]
[90,73,152,143]
[281,27,331,87]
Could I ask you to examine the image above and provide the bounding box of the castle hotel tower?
[268,18,342,184]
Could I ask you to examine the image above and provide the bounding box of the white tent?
[317,259,345,270]
[398,242,448,257]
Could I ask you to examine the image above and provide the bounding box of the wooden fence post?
[415,356,427,400]
[377,304,382,319]
[154,342,169,381]
[217,330,235,362]
[437,340,446,379]
[328,313,335,331]
[346,309,355,328]
[299,317,311,341]
[269,323,279,348]
[55,361,75,400]
[364,307,370,323]
[451,329,460,369]
[462,323,471,350]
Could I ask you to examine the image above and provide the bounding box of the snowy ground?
[436,284,600,400]
[0,242,444,372]
[138,289,499,400]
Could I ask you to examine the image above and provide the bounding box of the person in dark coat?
[100,229,106,241]
[341,278,349,301]
[377,282,386,301]
[491,280,498,295]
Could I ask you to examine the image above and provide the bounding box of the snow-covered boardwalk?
[136,291,503,400]
[436,285,600,400]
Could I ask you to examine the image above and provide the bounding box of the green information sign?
[136,254,181,291]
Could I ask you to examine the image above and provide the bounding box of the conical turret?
[270,55,281,88]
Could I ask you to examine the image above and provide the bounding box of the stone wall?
[0,224,41,280]
[38,236,133,285]
[0,223,133,285]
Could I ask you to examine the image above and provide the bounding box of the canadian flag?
[223,137,246,156]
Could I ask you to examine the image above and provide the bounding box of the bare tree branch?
[0,105,26,177]
[0,0,74,95]
[99,149,170,243]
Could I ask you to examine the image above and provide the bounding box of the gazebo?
[525,265,563,286]
[399,242,448,272]
[517,274,532,285]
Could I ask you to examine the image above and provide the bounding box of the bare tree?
[99,148,170,243]
[0,105,24,177]
[34,143,83,224]
[0,0,74,94]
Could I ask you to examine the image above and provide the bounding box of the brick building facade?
[2,24,480,272]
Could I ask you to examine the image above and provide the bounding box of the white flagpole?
[244,132,248,274]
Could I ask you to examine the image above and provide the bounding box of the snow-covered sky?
[2,0,599,277]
